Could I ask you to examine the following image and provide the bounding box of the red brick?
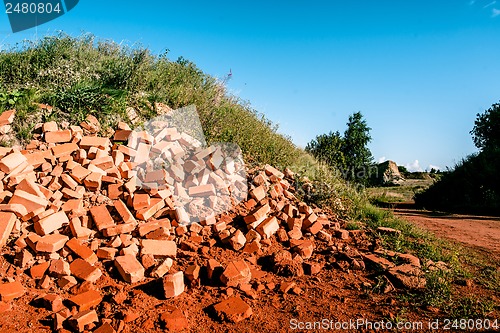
[40,294,64,312]
[307,221,323,235]
[33,211,69,236]
[48,258,71,277]
[89,156,114,171]
[163,271,184,298]
[0,281,25,301]
[68,290,102,311]
[113,199,136,224]
[294,240,314,259]
[137,220,160,237]
[102,223,136,237]
[9,189,48,214]
[228,230,246,251]
[0,212,16,247]
[0,152,27,174]
[68,309,99,332]
[113,129,132,142]
[69,217,93,239]
[24,151,47,168]
[58,275,77,290]
[243,204,270,226]
[220,260,252,287]
[249,185,266,202]
[264,164,284,179]
[36,234,69,252]
[201,215,216,226]
[96,247,118,260]
[70,165,92,184]
[60,173,78,190]
[159,307,189,331]
[136,198,165,220]
[188,184,216,197]
[256,216,279,239]
[151,258,173,278]
[335,229,350,240]
[45,130,72,143]
[89,205,115,231]
[30,261,50,279]
[206,259,222,280]
[132,193,150,210]
[114,254,145,283]
[0,110,15,126]
[16,178,46,197]
[79,136,110,149]
[213,296,252,323]
[66,238,98,264]
[51,143,79,158]
[141,239,176,257]
[42,121,58,132]
[107,184,123,200]
[70,258,102,282]
[94,323,116,333]
[83,172,103,191]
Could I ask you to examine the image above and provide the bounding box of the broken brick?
[68,309,99,332]
[70,258,102,282]
[114,254,145,283]
[89,205,115,231]
[159,307,189,331]
[212,296,252,323]
[163,271,185,298]
[36,234,69,252]
[0,281,25,301]
[68,290,102,311]
[66,238,98,264]
[220,260,251,287]
[141,239,176,257]
[33,211,69,236]
[45,130,72,143]
[0,212,16,247]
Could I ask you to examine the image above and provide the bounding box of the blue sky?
[1,1,500,171]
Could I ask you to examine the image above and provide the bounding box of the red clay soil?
[394,209,500,259]
[0,246,445,333]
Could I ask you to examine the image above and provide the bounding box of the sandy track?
[394,209,500,259]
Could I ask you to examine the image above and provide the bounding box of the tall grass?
[0,34,298,165]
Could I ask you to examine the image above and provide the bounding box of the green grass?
[367,179,434,206]
[357,202,499,318]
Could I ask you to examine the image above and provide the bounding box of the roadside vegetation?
[356,203,499,318]
[0,33,497,319]
[416,103,500,215]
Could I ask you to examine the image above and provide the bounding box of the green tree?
[470,103,500,151]
[306,111,373,183]
[341,111,373,181]
[305,131,345,170]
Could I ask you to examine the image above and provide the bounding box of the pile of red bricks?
[0,111,427,332]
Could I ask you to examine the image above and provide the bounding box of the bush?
[415,149,500,215]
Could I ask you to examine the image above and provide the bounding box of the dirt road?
[394,209,500,258]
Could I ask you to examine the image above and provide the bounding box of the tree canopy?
[306,111,373,183]
[471,103,500,151]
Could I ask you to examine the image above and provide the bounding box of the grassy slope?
[0,33,497,318]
